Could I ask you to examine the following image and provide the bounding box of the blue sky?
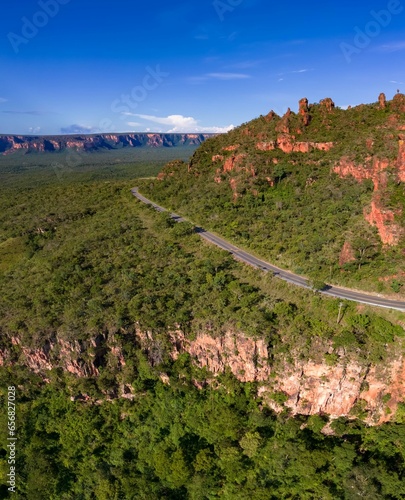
[0,0,404,135]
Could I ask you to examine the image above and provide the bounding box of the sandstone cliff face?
[260,357,405,425]
[212,135,334,199]
[2,336,101,377]
[0,133,212,155]
[397,133,405,182]
[2,327,404,425]
[137,328,404,426]
[256,135,334,153]
[169,330,271,383]
[333,140,404,245]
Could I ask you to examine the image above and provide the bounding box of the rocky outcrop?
[2,325,405,424]
[276,108,292,134]
[339,241,356,267]
[222,144,239,152]
[256,135,334,154]
[397,133,405,182]
[259,356,405,425]
[0,334,109,377]
[379,92,387,109]
[213,153,255,198]
[265,110,276,122]
[168,330,271,383]
[364,198,402,246]
[320,98,335,112]
[298,97,311,126]
[392,93,405,113]
[333,147,404,245]
[256,142,276,151]
[135,328,405,425]
[212,154,224,162]
[0,133,213,155]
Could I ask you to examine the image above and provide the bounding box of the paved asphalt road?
[131,188,405,312]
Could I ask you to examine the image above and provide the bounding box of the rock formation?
[1,317,405,425]
[136,328,405,426]
[256,135,334,153]
[320,98,335,112]
[298,97,311,126]
[333,140,405,245]
[339,241,356,267]
[0,133,213,155]
[392,93,405,113]
[378,92,387,109]
[265,110,276,122]
[276,108,292,134]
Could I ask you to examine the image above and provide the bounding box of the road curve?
[131,187,405,312]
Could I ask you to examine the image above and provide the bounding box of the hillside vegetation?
[140,94,405,295]
[1,117,405,498]
[1,174,405,498]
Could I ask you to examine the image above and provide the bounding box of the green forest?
[139,96,405,295]
[0,141,405,498]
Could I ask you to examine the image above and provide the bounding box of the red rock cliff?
[137,328,405,426]
[333,138,404,245]
[2,327,404,425]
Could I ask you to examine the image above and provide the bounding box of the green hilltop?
[140,93,405,295]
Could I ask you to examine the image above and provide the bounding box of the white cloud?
[227,32,238,42]
[133,113,234,133]
[188,72,251,84]
[135,114,198,129]
[195,124,235,133]
[3,110,43,115]
[207,72,250,80]
[390,80,405,85]
[378,41,405,52]
[226,59,264,70]
[28,126,41,134]
[126,122,142,127]
[0,98,7,103]
[278,68,312,77]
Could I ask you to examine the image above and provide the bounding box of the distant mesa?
[0,133,215,155]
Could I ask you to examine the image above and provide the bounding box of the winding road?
[131,187,405,312]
